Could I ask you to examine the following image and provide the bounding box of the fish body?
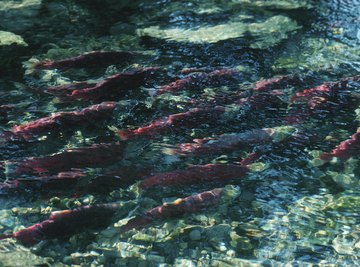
[35,51,137,70]
[1,203,119,245]
[119,188,223,233]
[0,171,85,194]
[291,75,360,106]
[254,73,315,92]
[156,69,239,95]
[1,166,151,195]
[287,76,360,124]
[139,164,249,190]
[0,105,14,122]
[168,128,284,156]
[320,128,360,161]
[118,107,225,140]
[11,102,117,139]
[67,67,161,101]
[45,81,95,95]
[8,143,125,174]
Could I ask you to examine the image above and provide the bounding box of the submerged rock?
[256,191,360,264]
[0,31,27,47]
[0,0,42,33]
[0,30,29,73]
[273,38,360,72]
[0,239,52,267]
[231,0,312,9]
[138,15,300,48]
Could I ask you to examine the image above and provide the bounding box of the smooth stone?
[189,229,202,241]
[0,31,27,47]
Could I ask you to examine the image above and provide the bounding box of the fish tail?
[239,151,260,166]
[0,131,15,142]
[117,130,133,140]
[0,233,13,240]
[319,152,333,162]
[162,147,177,155]
[309,150,328,166]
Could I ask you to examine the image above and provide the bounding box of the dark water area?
[0,0,359,266]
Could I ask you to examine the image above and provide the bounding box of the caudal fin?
[117,130,133,140]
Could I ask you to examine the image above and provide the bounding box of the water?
[0,0,359,266]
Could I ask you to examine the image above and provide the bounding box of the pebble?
[189,229,202,241]
[226,249,236,257]
[174,258,196,267]
[146,254,165,263]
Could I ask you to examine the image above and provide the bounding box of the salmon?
[119,188,224,233]
[0,203,120,245]
[35,51,137,70]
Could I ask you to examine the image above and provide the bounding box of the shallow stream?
[0,0,359,266]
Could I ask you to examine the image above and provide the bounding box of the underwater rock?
[0,0,42,33]
[79,0,139,9]
[205,224,231,242]
[138,15,300,48]
[257,192,360,263]
[231,0,312,10]
[63,251,101,266]
[0,170,85,194]
[189,229,202,241]
[0,31,29,72]
[0,239,52,266]
[0,31,27,47]
[273,38,360,72]
[356,108,360,122]
[326,171,359,189]
[174,258,197,267]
